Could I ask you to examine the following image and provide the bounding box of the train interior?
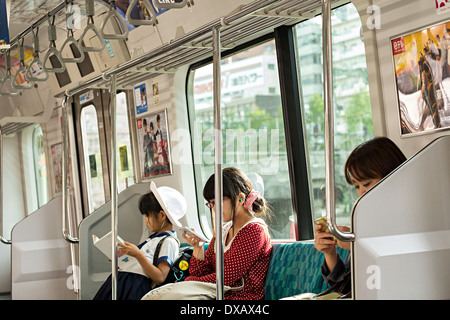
[0,0,449,300]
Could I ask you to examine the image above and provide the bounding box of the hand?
[182,231,205,248]
[182,231,205,260]
[336,225,351,250]
[314,224,337,256]
[118,241,141,258]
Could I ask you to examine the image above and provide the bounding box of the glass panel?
[294,3,374,226]
[32,125,49,208]
[116,92,134,192]
[190,40,295,240]
[80,105,106,213]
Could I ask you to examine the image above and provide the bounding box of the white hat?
[150,181,186,228]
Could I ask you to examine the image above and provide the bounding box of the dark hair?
[138,192,164,220]
[344,137,407,184]
[203,167,270,218]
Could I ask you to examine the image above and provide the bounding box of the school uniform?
[93,230,179,300]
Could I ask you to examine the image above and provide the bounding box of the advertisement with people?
[392,20,450,135]
[136,109,171,178]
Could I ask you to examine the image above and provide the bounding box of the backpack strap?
[152,235,180,266]
[151,235,180,289]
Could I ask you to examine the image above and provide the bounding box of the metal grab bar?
[100,1,129,40]
[125,0,157,26]
[26,28,49,82]
[61,0,86,63]
[62,97,79,244]
[78,0,106,52]
[43,19,66,73]
[60,35,86,64]
[322,0,354,242]
[78,19,106,52]
[13,46,34,90]
[153,0,188,9]
[212,26,224,301]
[0,131,12,245]
[0,54,22,97]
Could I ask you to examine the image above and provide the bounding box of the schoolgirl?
[94,182,187,300]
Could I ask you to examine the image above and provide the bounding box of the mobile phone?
[314,217,328,232]
[181,227,209,243]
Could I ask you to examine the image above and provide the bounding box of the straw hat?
[150,181,186,228]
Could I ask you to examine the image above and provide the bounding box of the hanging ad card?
[134,82,148,115]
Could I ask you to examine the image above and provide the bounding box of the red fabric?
[186,221,272,300]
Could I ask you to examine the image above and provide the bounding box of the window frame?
[186,33,312,241]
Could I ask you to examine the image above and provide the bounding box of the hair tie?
[243,190,260,212]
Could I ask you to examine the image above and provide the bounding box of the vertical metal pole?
[322,0,354,242]
[110,75,119,300]
[0,129,11,245]
[62,97,79,243]
[213,26,224,300]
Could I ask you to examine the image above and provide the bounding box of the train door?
[72,89,135,216]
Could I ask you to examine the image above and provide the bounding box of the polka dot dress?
[186,220,272,300]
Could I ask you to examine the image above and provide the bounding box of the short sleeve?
[157,237,179,267]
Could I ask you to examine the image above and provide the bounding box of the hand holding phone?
[181,226,208,243]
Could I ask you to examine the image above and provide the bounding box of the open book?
[92,231,131,265]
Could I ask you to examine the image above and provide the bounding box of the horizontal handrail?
[6,1,73,52]
[65,0,280,96]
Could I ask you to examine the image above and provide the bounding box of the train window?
[294,3,374,226]
[189,40,295,240]
[32,125,49,208]
[116,91,134,192]
[80,104,106,213]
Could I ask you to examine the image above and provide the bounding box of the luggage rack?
[64,0,345,95]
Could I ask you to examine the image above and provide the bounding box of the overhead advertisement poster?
[392,20,450,135]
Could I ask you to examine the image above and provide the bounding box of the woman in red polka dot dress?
[183,167,272,300]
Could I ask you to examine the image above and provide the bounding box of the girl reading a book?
[94,182,187,300]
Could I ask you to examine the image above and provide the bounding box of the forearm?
[135,252,166,285]
[324,250,338,272]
